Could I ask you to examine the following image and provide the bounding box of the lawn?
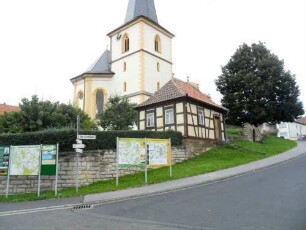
[0,136,296,202]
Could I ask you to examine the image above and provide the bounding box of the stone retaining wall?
[0,140,215,195]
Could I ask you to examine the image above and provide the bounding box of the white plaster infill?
[84,142,306,204]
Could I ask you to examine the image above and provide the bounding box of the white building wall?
[143,53,172,93]
[277,122,306,140]
[110,24,140,62]
[142,23,172,62]
[111,53,141,96]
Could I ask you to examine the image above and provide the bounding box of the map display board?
[147,139,170,166]
[0,146,10,175]
[117,138,146,168]
[9,145,41,176]
[41,145,57,176]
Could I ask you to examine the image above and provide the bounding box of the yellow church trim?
[73,83,77,107]
[84,77,92,118]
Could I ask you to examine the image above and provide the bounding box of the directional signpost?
[74,116,96,193]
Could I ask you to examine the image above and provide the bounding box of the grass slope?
[0,136,296,202]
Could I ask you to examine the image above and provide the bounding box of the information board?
[0,146,10,175]
[117,138,146,168]
[9,145,41,176]
[41,145,57,176]
[147,139,170,166]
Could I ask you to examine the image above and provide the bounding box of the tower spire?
[125,0,158,24]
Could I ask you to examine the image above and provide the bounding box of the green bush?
[0,129,182,152]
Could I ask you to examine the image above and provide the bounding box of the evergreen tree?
[216,42,304,126]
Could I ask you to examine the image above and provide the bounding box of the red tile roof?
[137,78,227,111]
[296,117,306,125]
[0,104,20,115]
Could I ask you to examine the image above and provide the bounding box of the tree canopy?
[0,95,95,133]
[215,42,304,126]
[99,96,137,131]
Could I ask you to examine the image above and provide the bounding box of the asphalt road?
[0,153,305,230]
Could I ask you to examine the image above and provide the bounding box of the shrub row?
[0,129,183,152]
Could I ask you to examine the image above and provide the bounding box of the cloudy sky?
[0,0,305,113]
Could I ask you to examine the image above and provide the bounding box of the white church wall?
[111,53,141,96]
[143,53,172,93]
[143,23,172,62]
[111,23,140,62]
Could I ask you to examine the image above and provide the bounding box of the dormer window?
[154,35,161,53]
[122,33,130,53]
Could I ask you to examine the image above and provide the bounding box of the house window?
[146,112,155,128]
[154,35,161,53]
[96,91,104,119]
[122,34,129,53]
[123,82,127,92]
[157,62,160,72]
[165,108,174,125]
[157,82,160,90]
[123,62,127,72]
[198,109,205,126]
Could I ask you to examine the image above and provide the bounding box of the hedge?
[0,129,183,152]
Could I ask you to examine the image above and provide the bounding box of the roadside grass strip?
[0,136,296,202]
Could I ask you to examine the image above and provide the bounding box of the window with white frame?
[198,109,205,125]
[165,108,174,125]
[146,112,155,127]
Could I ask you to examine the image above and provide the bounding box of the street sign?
[75,149,83,154]
[77,135,96,140]
[73,144,85,149]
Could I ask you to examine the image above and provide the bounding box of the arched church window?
[154,35,161,53]
[157,82,160,90]
[124,62,127,72]
[122,34,130,53]
[157,62,160,72]
[96,91,104,119]
[123,82,127,92]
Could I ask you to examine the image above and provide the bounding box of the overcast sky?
[0,0,305,114]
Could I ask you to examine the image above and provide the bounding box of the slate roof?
[136,78,228,111]
[0,104,20,115]
[84,49,112,74]
[125,0,158,24]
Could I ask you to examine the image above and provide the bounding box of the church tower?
[71,0,174,120]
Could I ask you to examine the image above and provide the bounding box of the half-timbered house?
[136,78,228,141]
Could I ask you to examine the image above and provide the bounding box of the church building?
[70,0,174,120]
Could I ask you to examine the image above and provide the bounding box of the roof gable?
[125,0,158,24]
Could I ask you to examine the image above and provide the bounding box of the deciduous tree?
[215,42,304,126]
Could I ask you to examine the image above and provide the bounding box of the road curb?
[83,142,306,204]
